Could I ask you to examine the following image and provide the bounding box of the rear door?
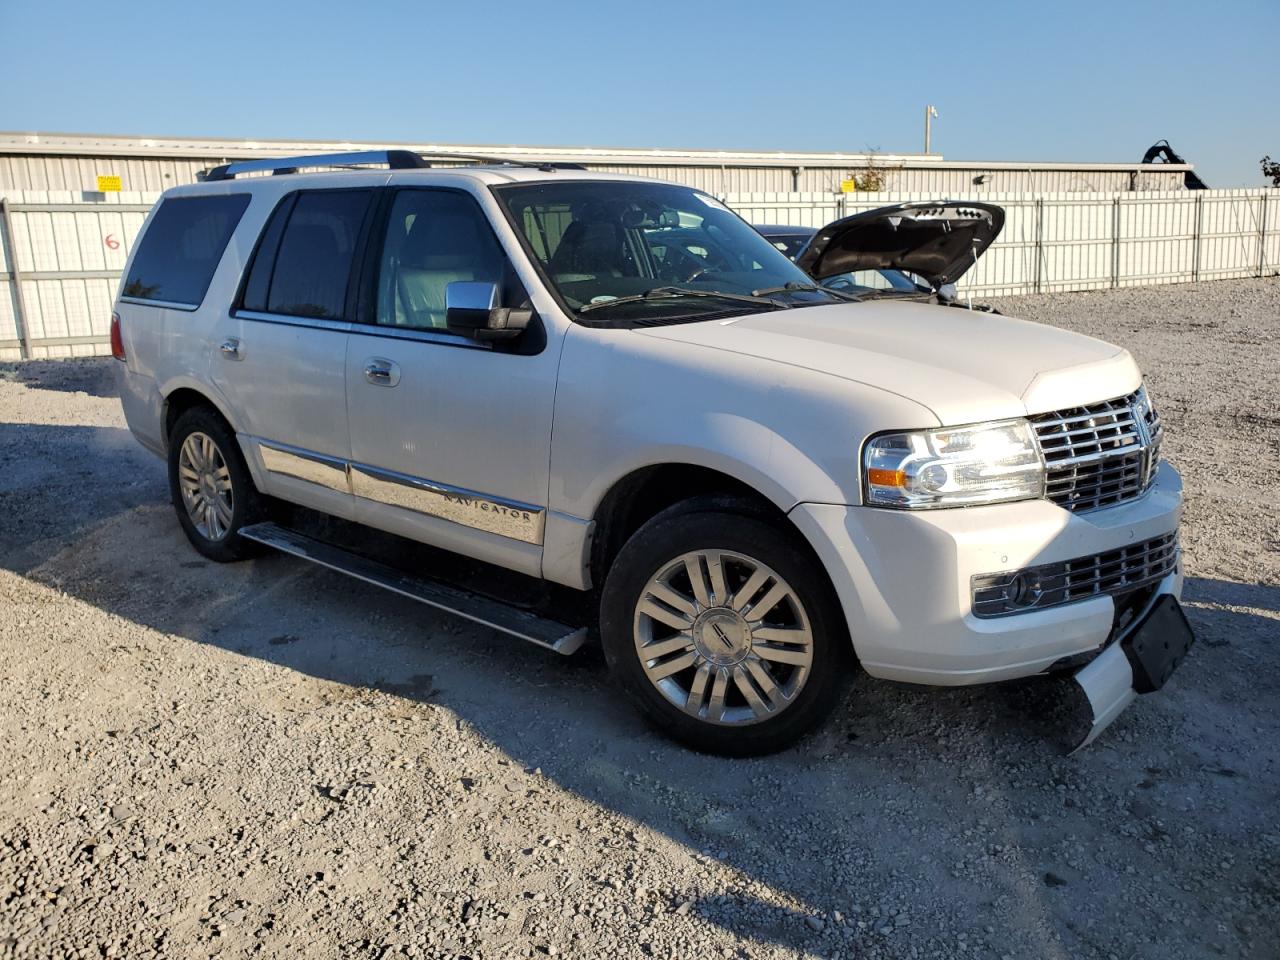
[343,186,559,576]
[115,191,252,452]
[212,187,376,519]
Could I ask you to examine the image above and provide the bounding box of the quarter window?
[256,190,373,320]
[375,191,508,330]
[123,194,250,307]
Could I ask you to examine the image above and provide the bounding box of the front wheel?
[600,507,849,755]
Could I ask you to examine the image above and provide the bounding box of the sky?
[1,0,1277,187]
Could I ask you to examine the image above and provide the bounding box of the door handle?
[364,358,400,387]
[219,337,243,360]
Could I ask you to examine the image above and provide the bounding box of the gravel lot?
[1,278,1277,960]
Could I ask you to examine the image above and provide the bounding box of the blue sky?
[2,0,1276,187]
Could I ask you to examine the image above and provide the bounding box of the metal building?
[0,131,1193,196]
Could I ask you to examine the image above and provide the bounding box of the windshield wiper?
[750,281,862,302]
[851,288,933,301]
[577,286,782,314]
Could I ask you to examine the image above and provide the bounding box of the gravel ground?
[1,278,1277,960]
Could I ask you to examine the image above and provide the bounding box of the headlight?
[863,419,1044,509]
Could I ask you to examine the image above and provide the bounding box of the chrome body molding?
[118,295,199,312]
[235,309,354,334]
[349,462,545,545]
[258,440,351,494]
[256,437,546,545]
[236,308,489,349]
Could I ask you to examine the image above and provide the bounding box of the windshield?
[494,181,843,323]
[765,234,812,260]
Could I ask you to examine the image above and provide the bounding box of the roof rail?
[199,149,429,181]
[198,149,585,181]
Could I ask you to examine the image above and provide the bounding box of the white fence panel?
[1199,191,1266,281]
[1265,194,1280,275]
[1,190,156,359]
[722,192,842,229]
[726,188,1278,298]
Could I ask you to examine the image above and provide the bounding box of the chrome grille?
[1031,388,1162,512]
[972,532,1179,618]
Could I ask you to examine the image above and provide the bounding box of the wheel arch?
[160,378,239,445]
[588,462,782,588]
[587,462,849,649]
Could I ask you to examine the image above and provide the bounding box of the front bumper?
[789,460,1183,685]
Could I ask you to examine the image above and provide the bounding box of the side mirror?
[936,282,958,303]
[444,281,531,340]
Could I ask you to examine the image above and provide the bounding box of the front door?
[344,187,560,576]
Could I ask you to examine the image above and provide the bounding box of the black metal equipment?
[1141,140,1209,190]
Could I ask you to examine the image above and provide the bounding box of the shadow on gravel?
[0,359,120,398]
[5,414,1278,958]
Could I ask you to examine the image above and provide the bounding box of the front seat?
[396,213,489,327]
[549,220,629,279]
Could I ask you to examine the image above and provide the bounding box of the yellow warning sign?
[96,175,122,192]
[840,178,858,193]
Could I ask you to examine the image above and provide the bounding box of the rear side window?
[123,195,250,307]
[242,190,373,320]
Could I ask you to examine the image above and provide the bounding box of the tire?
[167,406,265,562]
[600,504,849,756]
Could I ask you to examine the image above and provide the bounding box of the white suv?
[112,150,1192,754]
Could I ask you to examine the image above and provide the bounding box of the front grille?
[971,532,1179,618]
[1031,388,1163,512]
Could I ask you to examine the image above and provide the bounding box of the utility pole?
[924,105,939,154]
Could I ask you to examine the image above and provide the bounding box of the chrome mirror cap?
[445,280,500,316]
[444,281,530,341]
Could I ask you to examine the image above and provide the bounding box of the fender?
[156,375,268,490]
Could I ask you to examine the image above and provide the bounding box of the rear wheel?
[167,406,264,562]
[600,506,848,755]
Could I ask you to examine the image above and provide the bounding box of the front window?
[494,181,844,324]
[375,189,511,330]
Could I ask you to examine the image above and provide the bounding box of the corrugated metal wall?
[0,155,215,193]
[3,188,1275,361]
[0,153,1189,196]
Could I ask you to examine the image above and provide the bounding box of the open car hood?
[795,201,1004,288]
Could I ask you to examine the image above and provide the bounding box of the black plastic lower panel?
[1122,594,1196,694]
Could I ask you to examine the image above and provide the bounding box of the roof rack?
[198,149,585,182]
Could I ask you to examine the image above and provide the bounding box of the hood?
[636,300,1140,425]
[795,201,1004,288]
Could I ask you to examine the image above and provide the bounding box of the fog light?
[1007,572,1043,608]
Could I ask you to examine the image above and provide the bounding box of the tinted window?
[123,194,250,306]
[239,194,295,313]
[375,190,509,330]
[265,190,372,319]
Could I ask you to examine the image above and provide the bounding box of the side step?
[238,522,587,656]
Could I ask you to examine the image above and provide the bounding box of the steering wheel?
[684,265,713,283]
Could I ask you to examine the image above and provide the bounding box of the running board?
[238,522,587,656]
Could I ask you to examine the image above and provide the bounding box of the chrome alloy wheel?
[633,550,814,726]
[177,431,234,541]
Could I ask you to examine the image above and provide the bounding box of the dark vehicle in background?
[755,201,1005,311]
